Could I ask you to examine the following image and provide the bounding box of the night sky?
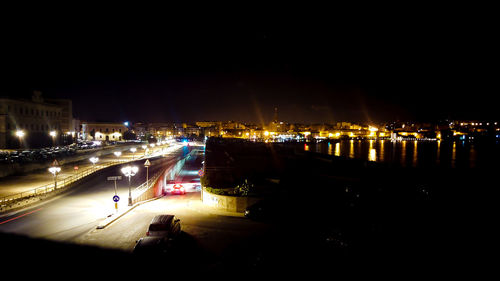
[1,6,497,125]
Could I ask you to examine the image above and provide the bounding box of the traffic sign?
[107,176,122,181]
[74,166,79,170]
[198,169,204,177]
[144,159,151,167]
[52,159,60,167]
[113,195,120,202]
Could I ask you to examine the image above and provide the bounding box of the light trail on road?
[0,208,43,225]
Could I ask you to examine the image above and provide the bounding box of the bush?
[204,179,254,197]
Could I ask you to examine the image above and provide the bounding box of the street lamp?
[130,147,137,160]
[49,131,57,147]
[121,165,139,206]
[48,165,61,190]
[89,157,99,171]
[15,130,25,149]
[113,151,122,163]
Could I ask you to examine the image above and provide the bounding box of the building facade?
[0,91,68,149]
[81,122,128,142]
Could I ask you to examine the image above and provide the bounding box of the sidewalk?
[96,196,244,230]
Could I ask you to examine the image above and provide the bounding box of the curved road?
[0,146,189,242]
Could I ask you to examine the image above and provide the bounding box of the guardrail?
[131,148,200,205]
[132,169,164,204]
[0,159,131,210]
[0,143,186,212]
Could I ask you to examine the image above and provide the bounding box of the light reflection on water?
[303,140,499,168]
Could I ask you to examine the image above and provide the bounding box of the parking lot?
[0,140,142,165]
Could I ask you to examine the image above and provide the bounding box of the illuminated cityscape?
[0,7,497,278]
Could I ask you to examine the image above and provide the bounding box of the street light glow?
[89,157,99,164]
[49,131,57,137]
[16,130,25,138]
[48,166,61,175]
[121,165,139,177]
[121,165,139,206]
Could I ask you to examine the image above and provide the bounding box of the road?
[0,143,273,275]
[0,142,174,198]
[0,145,190,241]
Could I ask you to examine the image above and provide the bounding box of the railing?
[131,170,163,204]
[0,143,187,211]
[0,153,154,210]
[130,148,200,205]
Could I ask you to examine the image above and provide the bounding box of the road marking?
[0,208,43,225]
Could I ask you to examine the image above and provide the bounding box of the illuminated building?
[0,91,75,148]
[81,122,127,142]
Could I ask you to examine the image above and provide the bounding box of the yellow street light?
[15,130,25,148]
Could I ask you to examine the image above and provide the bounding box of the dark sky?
[1,6,498,125]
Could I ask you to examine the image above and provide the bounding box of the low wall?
[201,186,261,213]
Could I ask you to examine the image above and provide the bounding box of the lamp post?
[142,145,147,156]
[130,147,137,160]
[121,165,138,206]
[49,131,57,147]
[114,151,122,163]
[48,165,61,190]
[89,157,99,171]
[15,130,25,149]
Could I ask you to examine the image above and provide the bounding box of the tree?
[123,130,137,140]
[237,179,254,196]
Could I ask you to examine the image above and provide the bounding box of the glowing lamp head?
[48,166,61,175]
[15,130,25,138]
[130,148,137,153]
[89,157,99,164]
[121,165,139,177]
[114,151,122,157]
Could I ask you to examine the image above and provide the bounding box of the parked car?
[133,236,170,256]
[244,199,284,221]
[146,215,181,238]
